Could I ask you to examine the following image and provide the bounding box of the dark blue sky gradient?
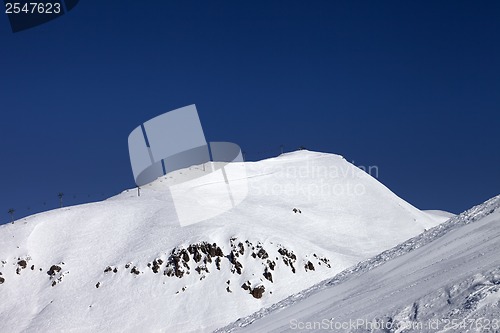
[1,1,499,223]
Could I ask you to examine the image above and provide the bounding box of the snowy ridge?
[217,194,500,332]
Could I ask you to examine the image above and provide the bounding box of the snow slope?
[0,150,445,332]
[424,210,456,220]
[219,194,500,333]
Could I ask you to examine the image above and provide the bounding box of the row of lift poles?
[136,144,285,197]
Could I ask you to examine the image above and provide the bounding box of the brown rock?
[251,285,265,299]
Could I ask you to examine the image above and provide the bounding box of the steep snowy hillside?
[219,194,500,333]
[0,151,445,332]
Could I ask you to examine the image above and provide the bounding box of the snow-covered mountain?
[219,194,500,333]
[0,151,447,332]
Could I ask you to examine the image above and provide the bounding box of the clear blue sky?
[1,1,499,224]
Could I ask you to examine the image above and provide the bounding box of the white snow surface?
[218,194,500,333]
[0,150,446,332]
[424,210,456,219]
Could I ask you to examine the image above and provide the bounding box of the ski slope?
[219,194,500,333]
[0,151,447,332]
[424,210,456,219]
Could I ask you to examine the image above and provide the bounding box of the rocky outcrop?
[313,253,331,268]
[278,247,296,273]
[251,285,265,299]
[0,238,331,301]
[47,263,67,287]
[130,266,140,275]
[305,261,315,272]
[241,281,266,299]
[47,265,62,276]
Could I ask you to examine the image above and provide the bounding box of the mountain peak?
[0,151,449,332]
